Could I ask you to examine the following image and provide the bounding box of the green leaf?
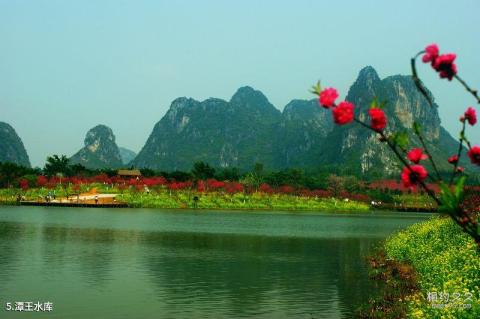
[391,132,409,149]
[413,122,422,135]
[454,176,466,202]
[439,182,456,212]
[370,96,387,109]
[438,179,466,214]
[369,97,387,109]
[310,81,322,96]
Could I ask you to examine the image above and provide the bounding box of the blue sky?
[1,0,479,167]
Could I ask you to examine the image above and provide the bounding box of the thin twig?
[449,121,466,186]
[414,130,441,182]
[454,74,480,104]
[446,209,479,244]
[383,135,441,205]
[353,118,441,205]
[411,52,434,107]
[409,52,480,244]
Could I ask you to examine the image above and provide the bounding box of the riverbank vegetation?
[119,191,368,211]
[0,179,369,211]
[1,159,452,212]
[2,160,468,211]
[385,217,479,318]
[358,217,479,318]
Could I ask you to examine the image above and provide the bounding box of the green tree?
[0,162,28,187]
[140,168,156,177]
[264,168,305,188]
[240,162,265,191]
[327,174,345,197]
[43,155,70,177]
[253,162,264,176]
[215,167,240,181]
[69,163,91,177]
[164,170,192,182]
[343,175,361,193]
[191,161,215,180]
[240,172,263,191]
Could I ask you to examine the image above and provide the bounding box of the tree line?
[1,155,479,202]
[0,155,356,190]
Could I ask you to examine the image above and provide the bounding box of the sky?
[1,0,479,167]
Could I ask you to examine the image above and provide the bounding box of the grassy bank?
[383,217,480,318]
[118,191,369,211]
[0,186,369,212]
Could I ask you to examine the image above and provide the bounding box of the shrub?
[385,218,480,318]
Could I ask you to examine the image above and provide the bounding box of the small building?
[117,169,142,178]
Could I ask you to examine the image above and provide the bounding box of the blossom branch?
[413,129,441,182]
[449,210,479,244]
[454,74,480,104]
[353,118,441,205]
[411,52,434,107]
[314,58,480,246]
[449,120,466,186]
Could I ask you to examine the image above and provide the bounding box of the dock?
[20,201,128,208]
[18,192,128,208]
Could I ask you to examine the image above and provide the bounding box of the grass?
[119,191,369,211]
[392,194,438,208]
[0,185,370,212]
[383,217,480,319]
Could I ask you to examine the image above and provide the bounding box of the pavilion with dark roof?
[117,169,142,178]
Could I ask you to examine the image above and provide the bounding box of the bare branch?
[454,74,480,104]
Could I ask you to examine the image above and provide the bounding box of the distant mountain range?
[69,125,136,169]
[131,66,471,176]
[69,125,123,169]
[0,122,31,167]
[1,66,476,177]
[317,66,470,178]
[119,147,137,165]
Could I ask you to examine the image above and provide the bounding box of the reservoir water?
[0,206,432,318]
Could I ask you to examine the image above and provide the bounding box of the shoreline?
[0,201,438,215]
[1,188,438,213]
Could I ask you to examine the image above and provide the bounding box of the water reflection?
[140,231,378,318]
[0,222,35,285]
[41,226,120,285]
[0,207,429,319]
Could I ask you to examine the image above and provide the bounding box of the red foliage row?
[22,174,464,202]
[16,175,372,201]
[368,179,440,193]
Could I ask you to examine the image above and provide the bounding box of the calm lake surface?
[0,206,432,318]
